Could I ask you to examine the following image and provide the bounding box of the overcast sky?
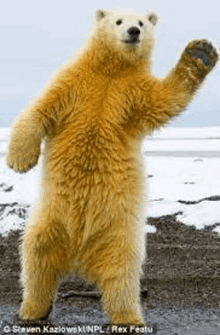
[0,0,219,128]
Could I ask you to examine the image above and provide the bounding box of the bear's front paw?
[182,39,219,78]
[6,143,41,173]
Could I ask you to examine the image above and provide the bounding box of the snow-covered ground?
[0,126,220,236]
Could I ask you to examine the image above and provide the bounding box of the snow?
[0,126,220,236]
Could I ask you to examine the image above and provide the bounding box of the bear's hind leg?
[85,226,145,326]
[101,271,145,326]
[19,210,70,320]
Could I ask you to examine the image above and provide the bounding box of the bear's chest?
[45,73,139,178]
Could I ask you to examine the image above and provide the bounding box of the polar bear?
[6,8,218,326]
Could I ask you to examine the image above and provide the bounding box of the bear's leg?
[19,210,70,320]
[101,270,145,326]
[90,227,145,326]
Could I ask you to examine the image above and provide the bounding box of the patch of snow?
[0,127,220,236]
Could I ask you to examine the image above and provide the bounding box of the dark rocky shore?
[0,208,220,334]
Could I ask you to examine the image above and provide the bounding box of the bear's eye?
[116,19,123,25]
[138,21,144,27]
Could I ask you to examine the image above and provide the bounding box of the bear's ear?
[96,9,108,22]
[147,12,158,26]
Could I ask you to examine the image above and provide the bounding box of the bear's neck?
[79,38,151,77]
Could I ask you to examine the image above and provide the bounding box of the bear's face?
[94,9,157,62]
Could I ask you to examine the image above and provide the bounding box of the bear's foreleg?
[156,39,218,126]
[130,39,218,134]
[6,77,69,173]
[6,108,43,173]
[19,210,70,320]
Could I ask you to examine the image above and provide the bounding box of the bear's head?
[90,9,158,67]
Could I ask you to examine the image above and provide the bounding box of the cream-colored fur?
[6,8,218,325]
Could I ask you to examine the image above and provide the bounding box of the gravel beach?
[1,212,220,334]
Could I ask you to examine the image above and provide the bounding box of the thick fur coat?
[6,9,218,325]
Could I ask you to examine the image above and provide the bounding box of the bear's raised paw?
[183,39,219,77]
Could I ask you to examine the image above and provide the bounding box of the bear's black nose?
[127,27,140,37]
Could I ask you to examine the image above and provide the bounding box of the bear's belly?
[43,142,144,212]
[42,134,145,227]
[46,151,144,199]
[45,130,144,192]
[40,138,146,262]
